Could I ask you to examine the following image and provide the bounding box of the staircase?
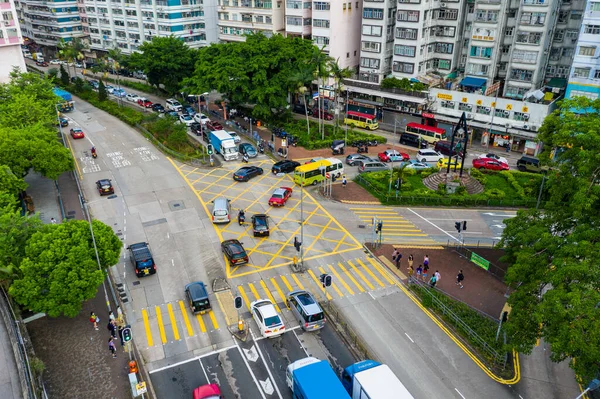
[422,172,484,195]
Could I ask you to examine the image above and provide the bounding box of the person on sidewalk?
[422,263,429,282]
[434,270,441,283]
[429,275,437,288]
[107,320,117,340]
[342,175,347,188]
[456,270,464,288]
[50,217,57,224]
[392,249,399,262]
[423,254,429,269]
[395,252,402,269]
[416,264,423,280]
[408,254,414,270]
[108,337,117,358]
[90,312,99,330]
[407,265,414,281]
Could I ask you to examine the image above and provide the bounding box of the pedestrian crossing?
[138,300,221,348]
[234,256,399,309]
[349,207,442,246]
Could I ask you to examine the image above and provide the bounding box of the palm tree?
[311,46,332,140]
[288,65,315,139]
[328,58,353,137]
[57,38,87,77]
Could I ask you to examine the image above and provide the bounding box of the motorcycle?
[238,211,245,226]
[242,154,249,163]
[91,147,97,159]
[368,140,378,146]
[258,143,265,154]
[357,145,368,154]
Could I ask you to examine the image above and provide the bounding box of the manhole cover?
[132,281,140,286]
[168,200,185,211]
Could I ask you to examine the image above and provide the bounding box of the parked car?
[179,113,194,126]
[221,239,249,265]
[206,121,223,131]
[165,98,183,112]
[311,108,334,120]
[358,161,388,174]
[233,166,263,182]
[378,149,409,163]
[70,127,85,139]
[49,59,62,65]
[106,85,115,94]
[416,149,443,163]
[400,160,431,170]
[272,160,300,174]
[516,155,542,173]
[472,158,509,171]
[112,88,127,98]
[435,140,464,158]
[345,153,374,166]
[165,110,179,118]
[292,103,312,115]
[133,71,147,80]
[126,93,140,102]
[251,214,270,237]
[137,98,153,108]
[228,132,241,144]
[152,103,165,113]
[191,122,202,136]
[193,113,210,125]
[239,143,257,158]
[89,80,100,90]
[251,299,285,338]
[268,187,293,206]
[183,105,196,116]
[35,60,48,67]
[478,153,508,165]
[96,179,114,195]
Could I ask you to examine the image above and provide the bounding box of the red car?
[206,121,223,131]
[137,97,153,108]
[70,127,85,139]
[268,187,293,206]
[312,109,334,121]
[378,149,409,162]
[193,384,221,399]
[472,158,509,171]
[36,61,49,67]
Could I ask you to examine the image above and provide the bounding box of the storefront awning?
[545,78,567,89]
[459,77,487,89]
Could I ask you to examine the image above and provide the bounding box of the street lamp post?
[300,171,305,269]
[344,88,350,145]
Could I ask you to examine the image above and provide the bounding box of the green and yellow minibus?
[294,160,332,186]
[344,111,379,130]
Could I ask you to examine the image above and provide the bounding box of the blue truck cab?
[286,357,351,399]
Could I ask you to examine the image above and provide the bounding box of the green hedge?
[281,119,386,150]
[101,76,168,97]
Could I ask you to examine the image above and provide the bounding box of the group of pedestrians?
[391,249,465,289]
[90,310,125,358]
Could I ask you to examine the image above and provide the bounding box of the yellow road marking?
[64,136,84,179]
[366,257,396,285]
[167,303,180,341]
[209,311,219,330]
[319,266,343,297]
[337,262,365,292]
[347,260,375,290]
[280,275,294,292]
[178,301,194,337]
[356,259,385,287]
[141,309,153,347]
[328,264,354,296]
[291,274,305,290]
[155,306,167,344]
[260,280,281,313]
[248,283,261,300]
[307,269,333,300]
[271,278,288,308]
[238,286,252,311]
[196,314,206,333]
[378,255,408,280]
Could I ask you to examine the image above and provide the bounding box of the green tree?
[498,97,600,382]
[0,165,27,197]
[9,220,123,318]
[59,64,70,86]
[0,71,59,129]
[0,124,73,179]
[57,38,87,77]
[328,58,353,136]
[185,34,317,121]
[129,36,196,94]
[288,65,314,139]
[311,46,332,140]
[97,80,108,102]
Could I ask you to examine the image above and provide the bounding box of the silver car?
[286,290,325,331]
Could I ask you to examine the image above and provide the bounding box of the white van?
[165,98,183,112]
[325,157,344,178]
[211,197,231,224]
[416,149,443,163]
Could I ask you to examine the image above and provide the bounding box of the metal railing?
[452,245,508,281]
[343,78,429,99]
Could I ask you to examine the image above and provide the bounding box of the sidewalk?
[24,171,131,399]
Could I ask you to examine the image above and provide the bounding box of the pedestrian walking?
[434,270,441,283]
[342,175,347,188]
[108,337,117,358]
[395,252,402,269]
[416,264,423,280]
[422,263,429,282]
[107,320,117,340]
[407,265,414,281]
[456,270,464,288]
[423,254,429,268]
[392,249,399,262]
[429,275,437,288]
[108,311,115,322]
[50,217,57,224]
[117,325,124,345]
[407,254,414,269]
[90,312,99,330]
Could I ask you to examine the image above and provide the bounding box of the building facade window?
[394,44,416,56]
[470,46,492,58]
[431,26,455,37]
[558,10,568,23]
[396,27,417,39]
[314,36,329,45]
[516,31,542,45]
[505,86,529,99]
[313,19,329,28]
[467,63,489,75]
[509,68,534,81]
[595,70,600,79]
[434,42,453,54]
[573,67,591,77]
[584,25,600,34]
[392,61,414,73]
[362,24,382,36]
[363,8,383,19]
[475,9,498,22]
[362,41,381,52]
[286,16,301,25]
[520,12,546,25]
[512,50,538,64]
[579,46,596,56]
[360,57,380,68]
[435,8,458,20]
[569,90,598,99]
[313,2,330,10]
[397,10,419,22]
[554,29,564,41]
[433,58,451,70]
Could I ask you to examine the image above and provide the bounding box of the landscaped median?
[355,166,545,208]
[279,119,386,150]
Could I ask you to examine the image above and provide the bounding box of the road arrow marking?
[242,346,259,362]
[259,379,275,395]
[492,224,505,228]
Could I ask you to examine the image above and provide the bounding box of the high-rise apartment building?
[1,0,26,82]
[565,0,600,100]
[16,0,85,47]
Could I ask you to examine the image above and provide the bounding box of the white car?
[49,59,62,65]
[126,93,140,102]
[106,85,115,94]
[166,98,183,112]
[416,149,443,163]
[228,132,241,144]
[193,113,210,125]
[478,153,508,165]
[251,299,285,338]
[179,114,194,127]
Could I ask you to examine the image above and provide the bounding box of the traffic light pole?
[300,172,305,269]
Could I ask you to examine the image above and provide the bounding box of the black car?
[152,103,166,113]
[434,140,464,158]
[233,166,263,182]
[251,214,270,237]
[221,239,249,265]
[272,160,301,174]
[96,179,114,195]
[292,103,312,115]
[191,122,202,136]
[58,117,69,127]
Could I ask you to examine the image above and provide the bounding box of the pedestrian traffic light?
[501,311,508,323]
[122,326,132,343]
[455,221,461,232]
[207,144,214,155]
[320,273,332,288]
[294,237,302,252]
[234,296,243,310]
[375,221,383,233]
[462,220,467,231]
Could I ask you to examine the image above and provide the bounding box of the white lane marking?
[442,231,483,235]
[242,346,260,362]
[292,329,310,357]
[454,388,466,399]
[259,379,275,395]
[407,208,459,243]
[171,259,174,267]
[199,358,209,382]
[368,292,376,300]
[236,333,268,399]
[483,213,515,217]
[249,328,283,398]
[405,333,414,343]
[149,344,237,373]
[424,219,473,221]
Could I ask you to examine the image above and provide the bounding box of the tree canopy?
[129,36,197,95]
[185,33,318,120]
[9,220,123,318]
[499,97,600,382]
